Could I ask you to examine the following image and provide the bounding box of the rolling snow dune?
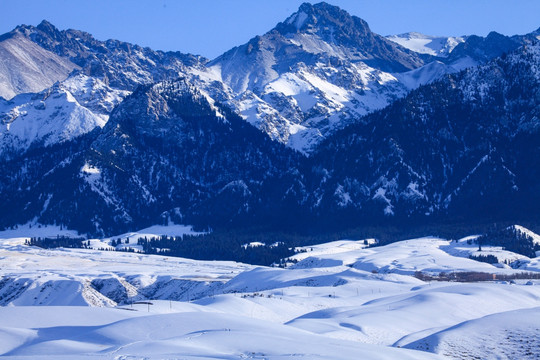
[0,224,251,307]
[404,307,540,359]
[0,307,443,360]
[287,282,540,345]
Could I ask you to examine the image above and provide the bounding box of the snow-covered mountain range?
[206,3,436,152]
[0,2,539,236]
[1,4,540,357]
[2,4,531,155]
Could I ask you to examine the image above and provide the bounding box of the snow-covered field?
[1,225,539,359]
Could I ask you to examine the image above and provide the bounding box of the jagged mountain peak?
[0,19,207,99]
[277,2,371,37]
[207,2,432,153]
[214,2,425,76]
[4,19,64,44]
[99,78,224,146]
[36,19,61,36]
[447,31,521,64]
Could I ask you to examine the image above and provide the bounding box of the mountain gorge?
[1,2,539,236]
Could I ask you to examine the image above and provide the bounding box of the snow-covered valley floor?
[1,226,539,359]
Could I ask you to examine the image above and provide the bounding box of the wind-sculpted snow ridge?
[0,308,443,360]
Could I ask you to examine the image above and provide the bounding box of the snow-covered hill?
[0,307,442,360]
[1,227,539,359]
[288,234,540,273]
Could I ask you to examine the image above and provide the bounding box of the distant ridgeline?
[25,233,311,266]
[367,224,540,259]
[22,223,539,266]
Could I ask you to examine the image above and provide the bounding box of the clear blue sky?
[1,0,539,59]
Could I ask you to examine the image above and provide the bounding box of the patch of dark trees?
[414,271,540,282]
[25,236,87,249]
[469,254,499,264]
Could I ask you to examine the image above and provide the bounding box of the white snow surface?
[386,32,466,57]
[93,223,206,252]
[404,307,540,359]
[1,226,539,359]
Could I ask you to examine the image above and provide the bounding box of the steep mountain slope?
[207,3,537,154]
[0,31,78,99]
[214,2,426,95]
[388,29,539,72]
[0,20,208,163]
[309,42,540,224]
[0,5,539,236]
[1,8,533,156]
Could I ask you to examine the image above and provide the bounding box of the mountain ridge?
[0,4,539,235]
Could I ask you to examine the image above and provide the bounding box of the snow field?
[1,225,540,358]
